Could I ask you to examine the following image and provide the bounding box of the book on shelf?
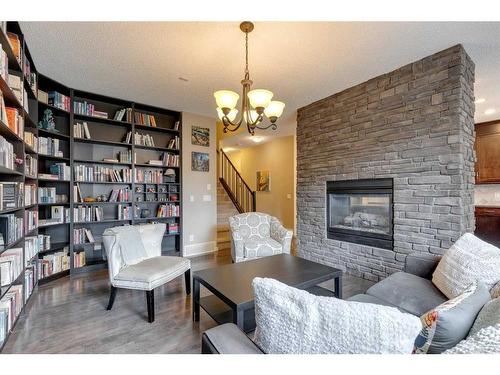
[134,112,157,127]
[37,89,48,104]
[0,284,23,345]
[131,132,155,147]
[73,205,104,222]
[38,136,63,157]
[102,158,119,163]
[38,207,68,226]
[0,247,22,287]
[24,267,36,301]
[73,101,108,118]
[48,91,70,112]
[24,209,38,233]
[24,183,36,206]
[161,152,179,167]
[108,188,130,202]
[0,214,23,248]
[5,106,24,138]
[49,163,71,180]
[74,228,95,244]
[74,165,132,183]
[73,251,86,268]
[23,58,36,95]
[119,150,132,163]
[173,121,180,131]
[167,136,179,150]
[6,32,21,64]
[73,121,91,139]
[0,134,15,170]
[24,131,38,152]
[167,222,179,234]
[117,204,132,220]
[0,182,24,210]
[38,250,69,279]
[0,44,8,83]
[113,108,132,122]
[147,160,163,166]
[73,183,83,203]
[156,203,179,218]
[134,169,164,184]
[38,187,67,204]
[25,236,43,264]
[25,154,37,177]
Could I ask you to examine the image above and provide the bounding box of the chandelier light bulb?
[264,101,285,119]
[214,90,240,110]
[248,89,273,110]
[217,107,238,122]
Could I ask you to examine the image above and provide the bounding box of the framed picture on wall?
[256,170,271,192]
[192,152,209,172]
[191,126,210,147]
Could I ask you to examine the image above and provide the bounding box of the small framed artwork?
[191,126,210,147]
[192,152,209,172]
[256,170,271,192]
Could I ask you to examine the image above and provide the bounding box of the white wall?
[181,112,218,257]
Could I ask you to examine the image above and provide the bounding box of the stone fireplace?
[296,45,475,282]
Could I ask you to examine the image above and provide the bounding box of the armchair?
[102,223,191,323]
[228,212,293,263]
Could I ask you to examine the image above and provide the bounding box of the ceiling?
[20,22,500,147]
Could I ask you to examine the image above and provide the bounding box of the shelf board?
[24,174,38,180]
[74,113,132,127]
[74,138,131,147]
[74,201,132,205]
[134,144,179,152]
[0,119,24,143]
[164,233,180,237]
[24,78,37,100]
[37,154,70,162]
[38,178,70,183]
[135,216,179,221]
[74,219,132,224]
[75,181,132,185]
[134,123,179,134]
[38,202,70,206]
[24,143,37,154]
[0,236,25,254]
[38,241,69,255]
[38,222,68,229]
[134,163,177,168]
[38,128,70,140]
[38,101,70,115]
[38,269,70,286]
[25,228,38,237]
[0,206,24,215]
[73,159,131,166]
[24,204,37,209]
[0,165,23,175]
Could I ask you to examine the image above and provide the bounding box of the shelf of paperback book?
[75,181,132,185]
[74,137,132,148]
[37,242,69,256]
[74,113,132,127]
[0,119,24,143]
[73,159,132,166]
[73,218,132,225]
[134,163,179,168]
[38,101,70,115]
[76,201,132,206]
[24,143,37,154]
[134,145,179,153]
[134,123,179,134]
[37,128,70,140]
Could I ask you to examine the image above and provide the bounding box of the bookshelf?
[0,22,183,351]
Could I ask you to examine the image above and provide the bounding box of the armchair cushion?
[244,238,282,258]
[113,256,190,291]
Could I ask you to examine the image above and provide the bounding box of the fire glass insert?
[327,178,393,250]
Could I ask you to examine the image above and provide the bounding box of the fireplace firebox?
[327,178,393,250]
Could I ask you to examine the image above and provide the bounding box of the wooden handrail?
[218,149,256,213]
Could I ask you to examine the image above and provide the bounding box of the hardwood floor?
[2,250,374,354]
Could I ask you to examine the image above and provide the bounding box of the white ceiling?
[21,22,500,147]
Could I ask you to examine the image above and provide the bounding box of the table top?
[193,254,342,307]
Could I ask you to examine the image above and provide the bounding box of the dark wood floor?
[2,250,374,354]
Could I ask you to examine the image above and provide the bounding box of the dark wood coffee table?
[192,254,342,332]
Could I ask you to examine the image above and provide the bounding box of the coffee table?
[192,254,342,332]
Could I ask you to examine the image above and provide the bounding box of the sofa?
[201,251,497,353]
[229,212,293,263]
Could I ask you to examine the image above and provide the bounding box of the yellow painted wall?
[227,136,296,230]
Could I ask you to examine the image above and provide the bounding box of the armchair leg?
[106,286,117,310]
[184,269,191,295]
[146,290,155,323]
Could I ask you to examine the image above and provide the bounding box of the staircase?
[216,149,256,251]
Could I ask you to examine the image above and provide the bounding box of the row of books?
[4,105,24,139]
[114,108,132,122]
[0,248,22,287]
[0,134,15,170]
[0,214,23,248]
[24,209,38,233]
[49,163,71,180]
[134,113,157,127]
[73,251,86,268]
[118,205,133,220]
[167,222,179,234]
[166,136,179,150]
[161,152,180,167]
[25,154,37,177]
[73,206,103,222]
[25,235,46,263]
[47,91,71,112]
[74,165,132,183]
[23,57,36,95]
[7,74,27,111]
[38,136,64,157]
[156,203,180,218]
[0,182,23,211]
[74,101,107,119]
[135,169,164,184]
[119,150,132,163]
[38,206,69,226]
[73,121,91,139]
[0,43,8,83]
[24,131,37,152]
[38,250,69,279]
[24,183,36,206]
[6,32,21,65]
[0,284,23,347]
[108,188,131,202]
[74,228,95,244]
[24,267,36,301]
[38,187,56,204]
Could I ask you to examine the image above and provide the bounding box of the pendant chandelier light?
[214,21,285,135]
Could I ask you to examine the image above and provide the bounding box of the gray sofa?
[201,252,444,354]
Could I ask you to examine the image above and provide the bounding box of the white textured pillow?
[252,278,422,354]
[444,324,500,354]
[432,233,500,299]
[468,297,500,337]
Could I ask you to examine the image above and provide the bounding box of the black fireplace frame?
[326,178,394,250]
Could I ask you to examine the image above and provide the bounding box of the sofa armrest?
[202,324,264,354]
[270,219,293,254]
[230,229,245,261]
[404,252,442,279]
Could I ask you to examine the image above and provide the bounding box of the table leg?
[233,307,245,330]
[193,278,200,322]
[334,276,343,299]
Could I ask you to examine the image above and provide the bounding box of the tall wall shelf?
[0,22,183,351]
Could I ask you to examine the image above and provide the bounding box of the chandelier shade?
[213,22,285,135]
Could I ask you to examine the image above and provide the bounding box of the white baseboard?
[183,241,217,257]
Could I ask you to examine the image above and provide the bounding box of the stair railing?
[218,149,256,213]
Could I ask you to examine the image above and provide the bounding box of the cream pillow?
[432,233,500,299]
[252,277,422,354]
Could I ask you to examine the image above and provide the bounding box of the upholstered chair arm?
[230,229,245,261]
[404,252,442,279]
[270,218,293,254]
[102,231,125,285]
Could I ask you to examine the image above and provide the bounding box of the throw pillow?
[252,277,422,354]
[432,233,500,299]
[444,324,500,354]
[468,297,500,337]
[413,282,491,354]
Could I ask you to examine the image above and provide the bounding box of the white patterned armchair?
[228,212,293,263]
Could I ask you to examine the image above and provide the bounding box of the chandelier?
[214,21,285,135]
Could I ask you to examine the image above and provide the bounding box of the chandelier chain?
[245,31,249,78]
